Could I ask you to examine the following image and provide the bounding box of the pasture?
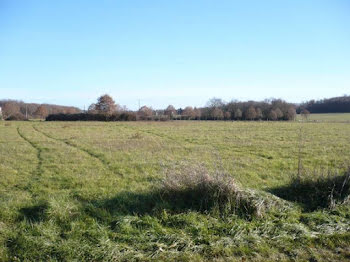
[0,115,350,261]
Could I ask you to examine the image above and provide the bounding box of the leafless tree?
[95,94,117,114]
[182,106,196,119]
[275,108,283,119]
[164,105,177,118]
[206,98,225,108]
[256,108,263,120]
[211,107,224,120]
[301,109,310,120]
[245,106,257,120]
[88,103,98,114]
[2,102,21,119]
[234,108,242,120]
[286,107,296,120]
[268,110,278,121]
[138,106,153,119]
[193,107,201,119]
[34,105,49,119]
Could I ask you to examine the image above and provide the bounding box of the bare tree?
[301,109,310,121]
[193,107,201,119]
[64,107,79,114]
[88,103,98,114]
[34,105,49,119]
[268,110,278,121]
[182,106,196,119]
[164,105,177,118]
[2,102,21,119]
[245,106,257,120]
[211,107,224,120]
[286,107,296,120]
[224,111,231,120]
[95,94,117,114]
[206,98,225,108]
[120,105,128,112]
[256,108,263,120]
[275,108,283,119]
[138,106,153,119]
[234,108,242,120]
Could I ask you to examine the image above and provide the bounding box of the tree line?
[0,100,80,120]
[46,95,297,122]
[4,94,349,122]
[299,95,350,113]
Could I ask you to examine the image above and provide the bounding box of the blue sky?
[1,0,349,110]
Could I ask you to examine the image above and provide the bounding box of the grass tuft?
[160,163,284,218]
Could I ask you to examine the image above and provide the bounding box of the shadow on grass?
[18,201,48,223]
[82,191,158,220]
[80,186,276,225]
[82,190,225,221]
[269,170,350,211]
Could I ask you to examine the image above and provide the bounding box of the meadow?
[0,114,350,261]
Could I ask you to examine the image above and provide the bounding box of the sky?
[0,0,349,110]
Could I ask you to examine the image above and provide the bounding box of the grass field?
[1,114,350,261]
[296,113,350,123]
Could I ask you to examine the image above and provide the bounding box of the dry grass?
[161,163,286,218]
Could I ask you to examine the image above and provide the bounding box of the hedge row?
[46,113,137,121]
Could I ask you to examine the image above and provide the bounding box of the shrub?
[46,112,137,122]
[6,113,27,121]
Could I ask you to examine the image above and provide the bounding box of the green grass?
[0,114,350,261]
[297,112,350,122]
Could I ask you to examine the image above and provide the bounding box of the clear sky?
[1,0,349,110]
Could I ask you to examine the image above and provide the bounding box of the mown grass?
[0,115,350,261]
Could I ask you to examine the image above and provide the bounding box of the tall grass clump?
[160,164,283,218]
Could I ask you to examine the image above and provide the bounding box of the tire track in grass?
[32,125,123,176]
[122,124,230,170]
[123,124,216,153]
[16,126,45,197]
[16,127,43,177]
[122,124,179,149]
